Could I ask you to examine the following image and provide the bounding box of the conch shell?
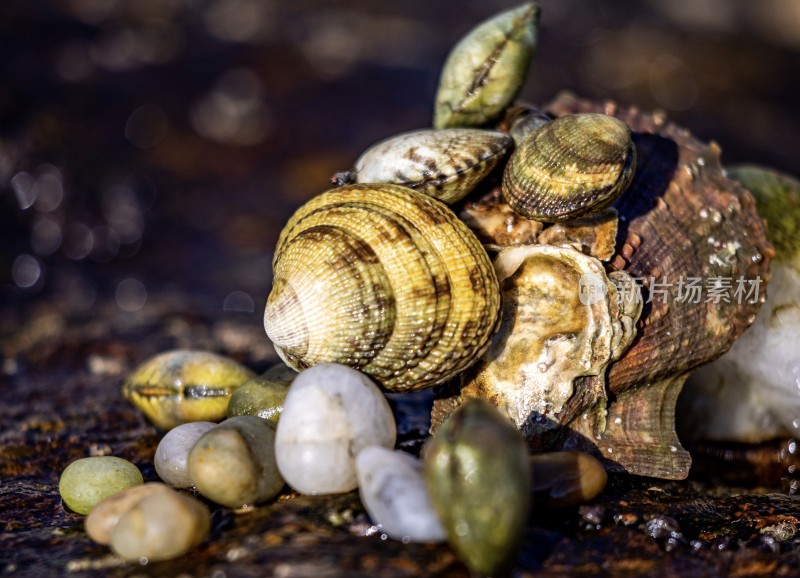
[434,93,773,479]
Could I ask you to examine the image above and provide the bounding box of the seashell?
[355,447,446,543]
[433,245,641,443]
[85,483,173,545]
[187,416,284,508]
[59,457,143,515]
[502,113,636,222]
[678,166,800,443]
[535,208,619,261]
[275,363,396,495]
[226,363,295,423]
[434,94,773,480]
[342,128,512,204]
[459,184,620,261]
[459,186,544,247]
[423,399,530,577]
[529,451,607,508]
[502,104,553,146]
[110,489,210,562]
[264,183,500,392]
[123,350,255,430]
[434,3,540,129]
[154,422,216,488]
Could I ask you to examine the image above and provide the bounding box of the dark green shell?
[502,113,636,222]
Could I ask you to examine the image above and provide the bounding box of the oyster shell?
[435,93,773,479]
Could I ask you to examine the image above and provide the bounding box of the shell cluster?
[101,1,786,572]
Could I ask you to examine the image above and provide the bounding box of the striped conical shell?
[264,183,500,392]
[502,113,636,222]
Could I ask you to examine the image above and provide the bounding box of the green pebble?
[59,457,144,515]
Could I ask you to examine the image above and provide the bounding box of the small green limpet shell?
[423,399,530,577]
[226,364,295,424]
[123,350,255,430]
[59,456,143,515]
[434,3,540,129]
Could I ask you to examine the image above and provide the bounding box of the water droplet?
[116,278,147,312]
[12,254,42,289]
[614,417,622,425]
[607,447,613,454]
[699,208,708,219]
[670,445,678,452]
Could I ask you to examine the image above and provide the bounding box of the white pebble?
[275,363,396,495]
[154,422,216,488]
[356,447,446,543]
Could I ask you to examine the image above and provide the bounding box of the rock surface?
[3,300,800,576]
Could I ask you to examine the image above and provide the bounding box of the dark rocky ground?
[2,1,800,576]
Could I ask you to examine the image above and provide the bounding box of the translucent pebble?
[356,447,446,543]
[110,490,210,561]
[85,483,173,545]
[154,422,216,487]
[275,363,396,495]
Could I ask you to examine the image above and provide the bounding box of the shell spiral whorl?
[502,113,636,222]
[264,183,501,392]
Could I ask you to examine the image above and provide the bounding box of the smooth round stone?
[356,447,446,543]
[59,457,144,515]
[110,490,210,562]
[188,416,284,508]
[85,483,173,545]
[154,422,216,488]
[226,364,295,424]
[275,363,397,495]
[530,451,608,508]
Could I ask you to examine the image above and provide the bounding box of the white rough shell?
[355,447,446,543]
[154,422,216,488]
[275,363,396,495]
[680,262,800,442]
[354,128,512,204]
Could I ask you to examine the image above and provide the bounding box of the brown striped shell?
[264,183,501,392]
[502,113,636,222]
[350,128,512,204]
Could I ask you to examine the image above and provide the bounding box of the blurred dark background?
[2,0,799,331]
